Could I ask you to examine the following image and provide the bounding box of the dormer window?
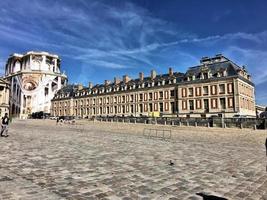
[162,80,165,85]
[203,73,209,79]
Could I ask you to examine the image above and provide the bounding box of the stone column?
[29,55,32,70]
[20,93,24,118]
[48,82,52,96]
[42,55,46,70]
[58,76,61,90]
[54,59,57,72]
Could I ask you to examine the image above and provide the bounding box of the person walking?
[1,113,9,137]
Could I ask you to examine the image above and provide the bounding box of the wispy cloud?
[0,0,267,104]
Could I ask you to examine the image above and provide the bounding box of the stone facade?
[52,54,256,118]
[0,78,10,118]
[4,51,67,118]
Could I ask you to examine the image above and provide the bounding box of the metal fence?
[143,128,172,139]
[93,116,267,129]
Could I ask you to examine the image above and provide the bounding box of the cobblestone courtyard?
[0,120,267,200]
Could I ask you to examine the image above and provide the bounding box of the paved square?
[0,120,266,200]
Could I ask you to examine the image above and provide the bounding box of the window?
[139,94,143,101]
[149,93,152,100]
[171,102,175,113]
[204,99,209,112]
[203,86,209,95]
[149,103,153,112]
[188,88,193,97]
[45,88,49,96]
[203,73,209,79]
[130,95,134,102]
[220,98,226,109]
[159,103,163,112]
[122,96,125,103]
[189,100,194,110]
[114,97,117,103]
[170,90,175,97]
[219,84,225,94]
[159,91,163,99]
[139,104,143,112]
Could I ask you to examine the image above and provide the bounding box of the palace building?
[4,51,67,118]
[51,54,256,118]
[0,78,10,117]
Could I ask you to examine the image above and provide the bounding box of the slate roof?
[53,55,252,100]
[184,57,241,79]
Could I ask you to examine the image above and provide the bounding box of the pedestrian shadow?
[196,192,228,200]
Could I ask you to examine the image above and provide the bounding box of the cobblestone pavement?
[0,120,267,200]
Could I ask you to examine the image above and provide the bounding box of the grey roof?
[52,55,253,100]
[185,60,241,79]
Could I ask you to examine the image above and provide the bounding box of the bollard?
[164,120,167,125]
[171,121,174,126]
[195,122,197,127]
[179,121,181,127]
[253,124,257,130]
[134,119,136,124]
[111,118,113,123]
[240,123,243,129]
[187,121,189,127]
[207,122,210,128]
[122,118,125,123]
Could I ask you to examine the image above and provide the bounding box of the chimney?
[151,70,156,79]
[114,77,120,84]
[78,84,83,90]
[88,82,93,89]
[104,80,111,86]
[139,72,144,81]
[123,75,131,83]
[169,67,173,76]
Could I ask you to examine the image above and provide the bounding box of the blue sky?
[0,0,267,105]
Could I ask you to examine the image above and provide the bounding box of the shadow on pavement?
[196,192,228,200]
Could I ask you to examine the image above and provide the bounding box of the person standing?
[1,113,9,137]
